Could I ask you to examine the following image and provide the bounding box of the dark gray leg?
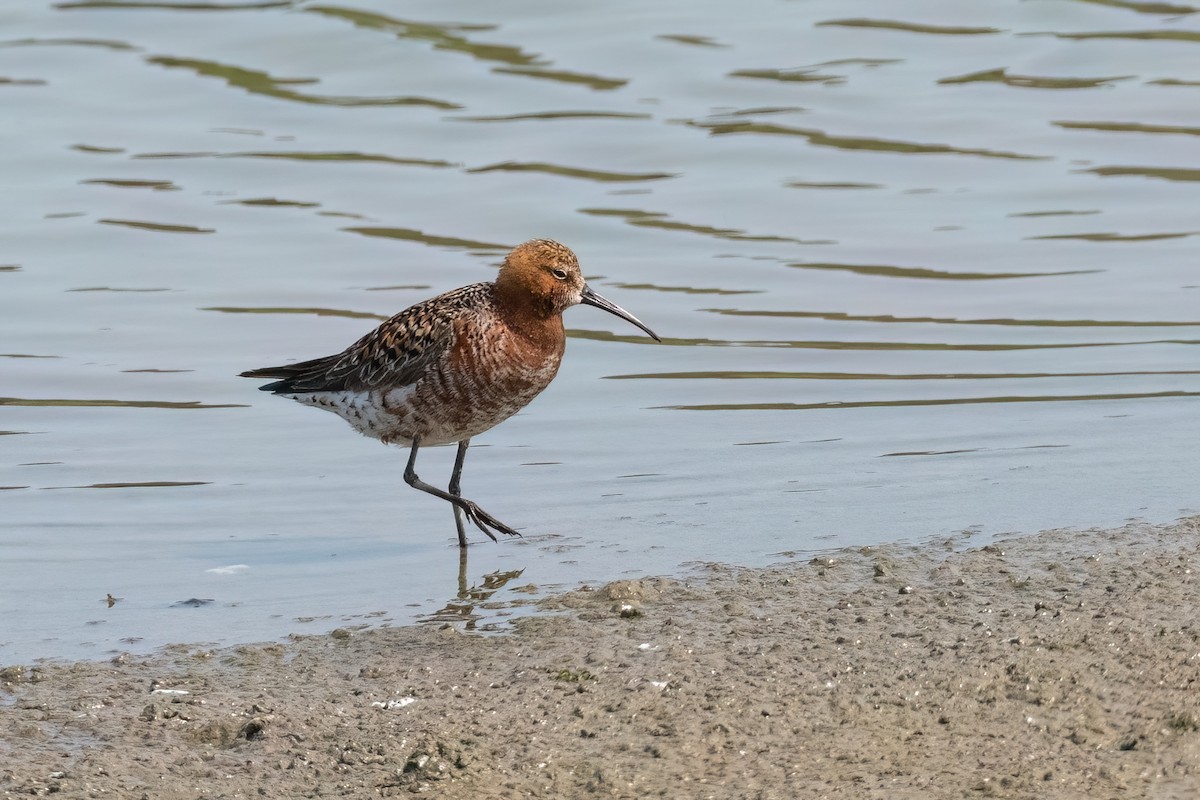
[403,439,519,545]
[449,439,471,549]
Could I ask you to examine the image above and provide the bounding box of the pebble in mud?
[601,579,662,604]
[616,603,643,618]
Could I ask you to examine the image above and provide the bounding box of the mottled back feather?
[241,283,493,394]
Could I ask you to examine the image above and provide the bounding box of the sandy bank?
[3,519,1199,798]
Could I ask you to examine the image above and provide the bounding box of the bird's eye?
[551,268,568,280]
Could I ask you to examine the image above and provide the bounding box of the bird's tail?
[240,356,336,393]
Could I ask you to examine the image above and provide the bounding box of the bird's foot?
[457,499,521,542]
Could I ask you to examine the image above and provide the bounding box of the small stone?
[240,718,267,740]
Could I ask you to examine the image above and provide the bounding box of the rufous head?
[495,239,660,341]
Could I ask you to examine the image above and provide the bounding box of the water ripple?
[42,481,210,489]
[607,369,1200,381]
[788,261,1098,280]
[661,391,1200,412]
[125,149,455,169]
[223,151,456,169]
[1069,0,1199,14]
[220,197,319,208]
[1028,231,1197,242]
[787,181,882,190]
[1084,166,1200,182]
[341,227,510,252]
[939,68,1133,89]
[609,283,761,296]
[203,306,387,320]
[492,67,628,90]
[467,163,675,182]
[0,397,244,409]
[568,329,1200,350]
[82,178,180,191]
[1036,29,1200,43]
[730,67,845,85]
[147,56,461,109]
[58,0,291,9]
[68,286,171,292]
[684,120,1047,160]
[1009,209,1100,217]
[701,309,1200,327]
[308,6,628,90]
[97,219,214,234]
[581,208,829,243]
[453,111,652,123]
[0,38,137,50]
[817,18,1004,35]
[1055,120,1200,137]
[306,5,541,67]
[72,144,125,154]
[656,34,728,48]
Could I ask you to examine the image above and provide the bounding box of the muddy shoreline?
[3,520,1199,798]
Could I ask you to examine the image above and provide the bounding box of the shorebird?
[242,239,660,547]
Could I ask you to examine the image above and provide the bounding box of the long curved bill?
[580,284,661,342]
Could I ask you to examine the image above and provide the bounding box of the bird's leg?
[403,439,520,545]
[457,546,469,599]
[449,439,470,549]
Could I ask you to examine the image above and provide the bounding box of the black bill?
[580,285,661,342]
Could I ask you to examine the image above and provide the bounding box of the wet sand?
[3,519,1199,799]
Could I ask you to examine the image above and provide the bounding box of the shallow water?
[3,0,1200,663]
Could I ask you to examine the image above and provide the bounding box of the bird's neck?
[492,283,565,353]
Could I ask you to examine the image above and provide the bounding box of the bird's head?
[495,239,660,341]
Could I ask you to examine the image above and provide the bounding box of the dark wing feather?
[240,284,489,394]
